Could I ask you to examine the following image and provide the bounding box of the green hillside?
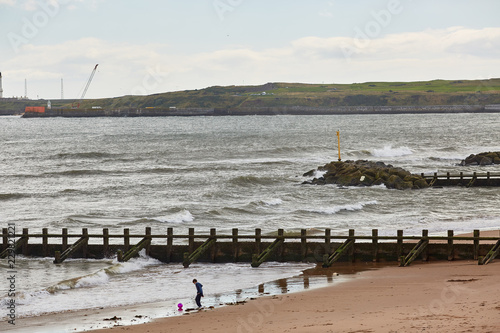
[78,79,500,109]
[2,79,500,113]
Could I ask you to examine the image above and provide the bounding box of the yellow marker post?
[336,130,341,161]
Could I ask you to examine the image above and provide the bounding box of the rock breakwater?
[303,160,429,190]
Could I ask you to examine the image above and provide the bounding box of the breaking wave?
[304,201,378,215]
[154,210,194,223]
[371,145,413,157]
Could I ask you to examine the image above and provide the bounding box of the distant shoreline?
[20,104,500,118]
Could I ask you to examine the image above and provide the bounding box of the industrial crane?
[72,64,99,108]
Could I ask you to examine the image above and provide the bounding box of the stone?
[460,151,500,166]
[479,156,493,165]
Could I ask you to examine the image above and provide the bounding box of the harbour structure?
[0,72,3,98]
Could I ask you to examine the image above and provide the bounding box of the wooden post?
[145,227,151,256]
[22,228,29,256]
[210,228,217,262]
[348,229,355,262]
[258,284,264,294]
[103,228,109,255]
[422,229,428,261]
[188,228,195,254]
[232,228,239,262]
[303,276,310,289]
[255,228,262,254]
[166,227,173,263]
[124,228,130,251]
[62,228,68,252]
[325,228,331,254]
[300,229,307,260]
[54,251,61,264]
[278,229,284,261]
[42,228,48,257]
[372,229,379,262]
[447,230,454,261]
[473,229,480,260]
[397,230,403,262]
[336,130,341,161]
[117,249,123,262]
[82,228,88,258]
[2,228,7,251]
[399,255,405,267]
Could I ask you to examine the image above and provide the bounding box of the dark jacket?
[195,282,203,296]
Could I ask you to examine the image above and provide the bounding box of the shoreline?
[89,260,500,333]
[5,263,384,333]
[5,231,499,332]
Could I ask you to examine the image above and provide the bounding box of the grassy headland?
[2,79,500,113]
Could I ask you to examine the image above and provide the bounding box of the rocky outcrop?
[459,152,500,166]
[303,160,429,190]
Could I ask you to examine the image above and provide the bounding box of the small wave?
[43,250,159,294]
[140,167,177,174]
[43,169,118,177]
[305,201,378,215]
[154,210,194,224]
[229,175,280,187]
[8,250,161,311]
[0,193,29,201]
[50,152,119,160]
[428,156,462,162]
[207,206,259,217]
[371,145,413,157]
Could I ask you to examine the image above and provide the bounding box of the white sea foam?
[156,210,194,223]
[111,250,162,274]
[308,201,378,215]
[313,169,327,178]
[262,198,283,206]
[74,270,110,288]
[371,145,413,157]
[8,255,314,319]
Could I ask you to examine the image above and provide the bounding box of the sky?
[1,0,500,99]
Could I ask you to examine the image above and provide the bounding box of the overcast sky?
[1,0,500,99]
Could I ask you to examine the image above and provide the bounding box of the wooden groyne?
[2,228,499,267]
[422,172,500,187]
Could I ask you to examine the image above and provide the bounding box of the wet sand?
[88,259,500,333]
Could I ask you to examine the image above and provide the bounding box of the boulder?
[460,152,500,166]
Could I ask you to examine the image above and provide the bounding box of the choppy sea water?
[1,114,499,331]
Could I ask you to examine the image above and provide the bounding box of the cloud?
[3,27,500,99]
[294,27,500,61]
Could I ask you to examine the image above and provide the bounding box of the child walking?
[192,279,203,308]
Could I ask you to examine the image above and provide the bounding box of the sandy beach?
[87,258,500,333]
[8,230,499,333]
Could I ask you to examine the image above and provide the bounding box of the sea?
[1,113,499,332]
